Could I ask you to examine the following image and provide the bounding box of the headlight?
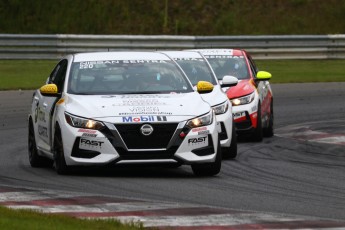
[212,101,229,115]
[186,110,213,128]
[231,92,255,106]
[65,112,104,130]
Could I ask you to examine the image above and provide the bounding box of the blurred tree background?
[0,0,344,35]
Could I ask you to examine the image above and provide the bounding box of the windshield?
[68,60,194,95]
[203,56,250,80]
[174,58,218,86]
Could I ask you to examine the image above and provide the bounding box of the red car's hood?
[226,79,256,99]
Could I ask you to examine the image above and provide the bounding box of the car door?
[247,54,271,120]
[35,59,67,152]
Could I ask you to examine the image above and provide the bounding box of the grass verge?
[0,59,344,90]
[0,206,145,230]
[256,59,345,83]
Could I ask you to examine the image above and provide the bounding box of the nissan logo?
[140,124,154,136]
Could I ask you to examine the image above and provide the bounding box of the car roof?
[160,51,204,59]
[189,49,244,56]
[72,51,172,62]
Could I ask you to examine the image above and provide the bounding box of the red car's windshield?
[204,56,250,80]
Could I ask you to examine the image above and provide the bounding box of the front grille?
[115,123,178,149]
[235,120,252,130]
[235,111,252,130]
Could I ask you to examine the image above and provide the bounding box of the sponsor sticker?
[233,111,246,119]
[82,133,98,138]
[188,136,208,145]
[38,125,48,137]
[35,107,46,123]
[113,99,167,106]
[192,127,208,133]
[119,106,172,115]
[198,130,210,135]
[79,138,104,149]
[174,58,205,62]
[79,60,167,69]
[78,129,97,134]
[204,55,244,59]
[122,115,167,122]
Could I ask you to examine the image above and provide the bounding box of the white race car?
[159,51,238,159]
[28,52,222,176]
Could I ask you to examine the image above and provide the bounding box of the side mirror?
[256,71,272,81]
[196,81,214,94]
[221,75,238,88]
[40,84,59,97]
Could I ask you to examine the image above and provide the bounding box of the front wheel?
[191,140,221,176]
[263,103,274,137]
[53,126,70,175]
[28,119,53,168]
[222,120,237,159]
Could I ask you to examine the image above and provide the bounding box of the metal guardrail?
[0,34,345,60]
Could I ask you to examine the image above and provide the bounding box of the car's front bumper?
[232,99,258,134]
[59,119,219,166]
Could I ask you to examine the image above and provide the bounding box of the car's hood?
[198,85,228,106]
[64,93,211,123]
[226,79,255,99]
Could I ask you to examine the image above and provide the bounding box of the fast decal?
[192,127,208,132]
[233,112,246,119]
[122,115,167,122]
[38,125,48,138]
[188,136,207,145]
[80,138,104,148]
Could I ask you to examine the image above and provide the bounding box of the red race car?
[196,49,274,141]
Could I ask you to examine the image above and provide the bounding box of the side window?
[48,59,68,93]
[247,54,258,76]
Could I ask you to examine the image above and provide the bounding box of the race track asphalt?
[0,82,344,227]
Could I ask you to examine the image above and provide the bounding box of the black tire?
[28,119,53,168]
[222,120,237,159]
[251,103,263,142]
[191,140,222,176]
[263,103,274,137]
[53,126,70,175]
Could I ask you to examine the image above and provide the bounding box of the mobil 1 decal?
[122,115,167,122]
